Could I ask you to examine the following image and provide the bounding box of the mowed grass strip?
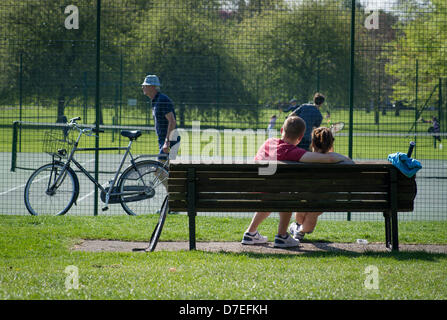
[0,215,446,299]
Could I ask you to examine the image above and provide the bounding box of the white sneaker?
[273,233,300,248]
[289,222,305,240]
[241,231,268,245]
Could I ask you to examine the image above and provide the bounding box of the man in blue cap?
[142,75,180,160]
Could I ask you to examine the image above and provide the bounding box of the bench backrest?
[168,161,417,213]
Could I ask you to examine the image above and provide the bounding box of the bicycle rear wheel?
[118,160,168,216]
[24,162,79,215]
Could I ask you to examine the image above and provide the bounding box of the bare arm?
[299,151,354,164]
[162,112,177,153]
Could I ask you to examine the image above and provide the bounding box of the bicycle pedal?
[102,206,109,211]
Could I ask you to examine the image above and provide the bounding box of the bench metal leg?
[187,167,197,250]
[383,211,392,249]
[389,168,399,252]
[188,211,196,250]
[391,210,399,251]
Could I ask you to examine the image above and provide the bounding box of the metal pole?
[443,78,447,133]
[83,71,88,122]
[348,0,355,160]
[439,78,442,131]
[94,0,101,216]
[119,53,123,150]
[414,60,418,158]
[19,52,23,152]
[11,121,18,172]
[347,0,356,221]
[216,56,221,128]
[316,57,320,92]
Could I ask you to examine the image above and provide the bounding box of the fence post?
[11,121,19,172]
[347,0,356,221]
[216,55,221,129]
[19,52,23,152]
[82,71,88,123]
[119,53,123,128]
[414,59,418,158]
[94,0,102,216]
[443,78,447,133]
[348,0,355,161]
[439,78,443,132]
[316,57,320,92]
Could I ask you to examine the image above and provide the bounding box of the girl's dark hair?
[311,127,334,153]
[313,92,325,106]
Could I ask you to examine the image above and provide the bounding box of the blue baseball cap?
[141,75,161,86]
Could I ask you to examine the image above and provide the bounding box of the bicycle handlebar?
[68,117,104,137]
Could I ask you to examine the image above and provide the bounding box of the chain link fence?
[0,0,446,219]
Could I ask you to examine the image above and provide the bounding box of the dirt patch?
[72,240,447,255]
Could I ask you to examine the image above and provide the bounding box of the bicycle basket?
[42,127,74,158]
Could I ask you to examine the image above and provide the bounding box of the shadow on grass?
[217,250,446,261]
[202,243,447,261]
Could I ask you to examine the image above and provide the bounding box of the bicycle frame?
[47,122,146,208]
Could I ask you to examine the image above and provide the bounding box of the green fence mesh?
[0,0,446,219]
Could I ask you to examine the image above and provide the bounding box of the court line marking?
[77,182,108,203]
[0,158,96,196]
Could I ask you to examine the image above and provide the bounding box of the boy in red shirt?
[241,116,353,248]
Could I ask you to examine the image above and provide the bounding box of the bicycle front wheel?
[118,160,168,216]
[24,162,79,216]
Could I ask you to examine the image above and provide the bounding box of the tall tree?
[235,0,368,108]
[1,0,142,120]
[385,0,447,108]
[131,0,257,127]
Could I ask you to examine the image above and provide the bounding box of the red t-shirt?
[254,138,307,161]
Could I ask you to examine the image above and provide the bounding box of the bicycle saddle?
[121,130,142,140]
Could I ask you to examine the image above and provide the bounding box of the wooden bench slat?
[196,177,388,185]
[168,184,390,193]
[168,182,416,194]
[198,192,390,201]
[168,178,415,188]
[168,161,395,171]
[199,171,388,180]
[168,191,416,202]
[168,200,414,212]
[169,170,390,179]
[195,183,390,193]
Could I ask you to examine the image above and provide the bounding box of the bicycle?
[24,117,170,250]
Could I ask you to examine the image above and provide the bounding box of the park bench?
[167,161,417,252]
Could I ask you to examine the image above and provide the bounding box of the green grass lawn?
[1,215,446,300]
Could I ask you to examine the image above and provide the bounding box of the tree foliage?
[0,0,444,127]
[130,0,257,126]
[385,0,447,105]
[0,0,142,119]
[235,0,368,107]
